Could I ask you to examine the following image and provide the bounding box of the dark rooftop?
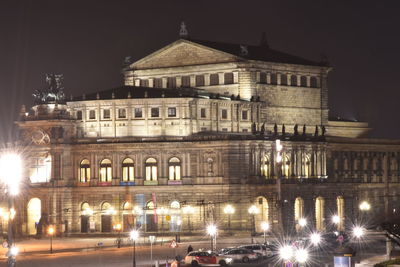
[70,85,247,102]
[189,39,327,67]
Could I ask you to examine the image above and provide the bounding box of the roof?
[70,85,248,102]
[189,39,327,67]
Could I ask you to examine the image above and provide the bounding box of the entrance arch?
[27,198,41,235]
[315,197,325,231]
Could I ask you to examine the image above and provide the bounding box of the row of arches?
[79,157,181,183]
[259,72,319,88]
[261,154,312,178]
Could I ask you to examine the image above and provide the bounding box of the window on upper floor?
[29,155,52,183]
[300,76,307,87]
[259,72,267,84]
[103,109,110,119]
[154,78,162,88]
[224,73,234,84]
[99,159,112,182]
[134,108,142,118]
[140,79,149,87]
[167,77,176,88]
[79,159,90,183]
[280,74,288,85]
[270,73,277,85]
[291,75,298,86]
[210,74,219,85]
[242,110,248,120]
[118,108,126,119]
[89,110,96,120]
[195,75,205,86]
[200,108,206,118]
[181,76,190,87]
[145,158,157,181]
[168,157,181,180]
[310,77,318,88]
[261,155,270,178]
[77,110,82,120]
[168,107,176,117]
[151,107,159,118]
[122,158,134,182]
[221,109,228,119]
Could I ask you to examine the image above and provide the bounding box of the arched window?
[300,76,307,87]
[145,158,157,181]
[291,75,297,86]
[294,197,304,222]
[210,74,219,85]
[224,73,234,84]
[304,155,311,178]
[122,158,134,182]
[315,196,325,231]
[261,155,270,178]
[195,75,205,86]
[270,73,277,85]
[336,196,345,231]
[146,201,155,210]
[99,159,112,182]
[168,157,181,180]
[310,77,318,88]
[282,155,291,178]
[170,200,180,209]
[79,159,91,183]
[280,74,288,85]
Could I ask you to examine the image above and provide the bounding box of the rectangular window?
[242,110,248,120]
[195,75,205,86]
[151,107,159,118]
[200,127,207,131]
[77,110,82,120]
[200,108,206,118]
[118,109,126,118]
[89,110,96,120]
[168,107,176,117]
[222,128,228,132]
[154,78,162,88]
[103,109,110,119]
[181,76,190,87]
[221,109,228,119]
[134,108,142,118]
[242,128,248,132]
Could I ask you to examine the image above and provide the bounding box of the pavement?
[0,233,396,267]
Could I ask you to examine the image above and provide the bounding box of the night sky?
[1,0,400,141]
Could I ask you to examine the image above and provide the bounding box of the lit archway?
[27,198,41,235]
[294,197,304,232]
[337,196,345,231]
[255,196,269,232]
[315,197,325,231]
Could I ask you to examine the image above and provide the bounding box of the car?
[184,251,233,266]
[219,248,259,263]
[238,244,274,257]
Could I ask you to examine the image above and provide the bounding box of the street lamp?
[359,201,371,211]
[207,224,217,252]
[310,232,322,246]
[223,205,235,232]
[353,226,364,239]
[182,205,195,232]
[260,221,270,244]
[0,152,23,267]
[48,225,55,254]
[248,205,259,235]
[130,229,139,267]
[114,223,122,248]
[298,218,307,227]
[332,215,340,224]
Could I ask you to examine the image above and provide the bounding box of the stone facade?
[3,37,399,237]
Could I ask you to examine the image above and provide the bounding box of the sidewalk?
[356,254,389,267]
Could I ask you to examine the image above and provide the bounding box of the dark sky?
[1,0,400,141]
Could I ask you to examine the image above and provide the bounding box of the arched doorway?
[315,197,325,231]
[170,200,181,232]
[145,201,157,232]
[101,202,112,232]
[80,202,92,233]
[294,197,304,231]
[337,196,345,231]
[255,196,269,232]
[27,198,41,235]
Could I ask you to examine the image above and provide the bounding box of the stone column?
[204,74,210,86]
[218,73,224,85]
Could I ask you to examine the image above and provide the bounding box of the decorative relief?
[31,129,51,145]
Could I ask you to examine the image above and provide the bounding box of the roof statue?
[240,45,249,56]
[179,22,188,38]
[33,74,66,104]
[123,56,132,68]
[294,124,299,136]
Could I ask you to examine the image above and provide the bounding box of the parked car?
[238,244,274,257]
[184,251,233,266]
[219,248,259,263]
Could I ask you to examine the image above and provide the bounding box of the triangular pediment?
[131,39,240,69]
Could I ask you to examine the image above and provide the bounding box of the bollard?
[155,260,159,267]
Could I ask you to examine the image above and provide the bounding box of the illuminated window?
[315,196,325,231]
[170,201,180,209]
[79,159,91,183]
[336,196,345,231]
[29,155,51,183]
[99,159,112,182]
[282,155,291,178]
[261,155,270,178]
[145,158,157,181]
[122,158,134,182]
[168,107,176,117]
[294,197,304,222]
[304,155,311,178]
[146,201,155,210]
[168,157,181,180]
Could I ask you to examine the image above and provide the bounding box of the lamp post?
[182,205,195,232]
[0,153,23,267]
[248,205,259,236]
[48,225,55,254]
[207,224,217,252]
[260,221,270,244]
[114,223,122,248]
[223,205,235,232]
[157,207,169,232]
[130,229,139,267]
[275,139,284,231]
